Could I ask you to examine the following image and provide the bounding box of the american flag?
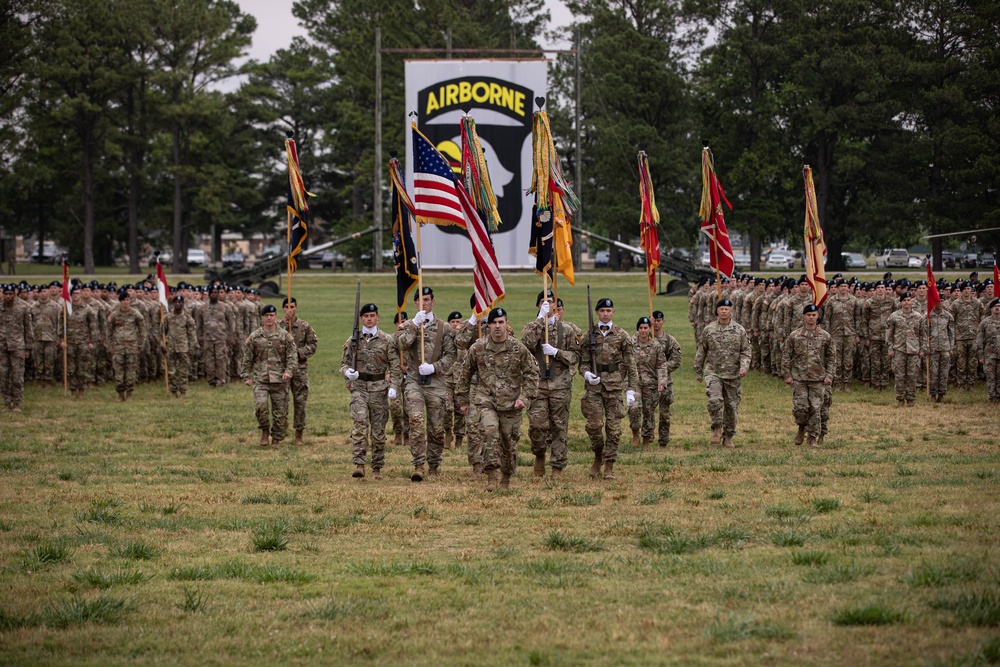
[412,125,504,315]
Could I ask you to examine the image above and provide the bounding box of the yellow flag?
[552,193,575,285]
[803,166,827,306]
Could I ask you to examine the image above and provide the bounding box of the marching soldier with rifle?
[339,296,401,480]
[579,289,638,481]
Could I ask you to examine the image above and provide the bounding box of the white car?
[734,253,752,268]
[876,249,909,268]
[186,249,208,267]
[908,255,927,268]
[766,251,795,270]
[701,251,712,268]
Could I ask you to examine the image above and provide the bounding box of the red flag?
[994,262,999,294]
[637,151,660,292]
[156,261,170,308]
[61,262,72,316]
[699,148,734,279]
[926,263,940,318]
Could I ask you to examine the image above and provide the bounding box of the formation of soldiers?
[688,271,1000,406]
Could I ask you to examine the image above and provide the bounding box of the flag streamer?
[389,157,419,313]
[637,151,661,295]
[700,148,734,285]
[529,109,577,286]
[460,115,502,234]
[285,139,314,274]
[803,166,828,307]
[530,111,580,214]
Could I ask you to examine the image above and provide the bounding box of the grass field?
[1,272,998,666]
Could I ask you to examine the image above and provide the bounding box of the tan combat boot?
[795,425,806,446]
[499,473,511,490]
[471,463,483,481]
[295,431,304,446]
[722,435,735,449]
[444,429,454,450]
[372,468,382,480]
[603,461,616,480]
[533,454,546,478]
[394,432,403,447]
[270,437,281,450]
[125,391,132,401]
[11,404,21,413]
[427,466,439,479]
[631,429,641,448]
[641,436,652,452]
[589,449,604,478]
[258,430,270,447]
[117,392,125,402]
[551,468,562,480]
[711,427,723,446]
[485,469,500,492]
[807,435,819,448]
[454,435,464,451]
[352,465,365,479]
[410,465,425,482]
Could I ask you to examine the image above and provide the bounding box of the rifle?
[587,284,597,376]
[349,280,361,369]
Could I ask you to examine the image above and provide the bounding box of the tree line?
[1,0,996,273]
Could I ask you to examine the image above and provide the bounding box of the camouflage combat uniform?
[886,309,926,403]
[926,308,955,400]
[521,316,581,471]
[31,298,60,385]
[241,325,297,442]
[0,296,33,408]
[694,319,751,442]
[398,316,456,473]
[579,322,638,464]
[952,297,983,389]
[164,307,198,396]
[280,316,318,437]
[627,334,669,445]
[455,321,484,471]
[782,324,834,442]
[457,334,538,482]
[107,304,147,398]
[65,303,98,393]
[825,293,858,388]
[389,327,410,445]
[974,314,1000,401]
[864,293,895,390]
[339,329,401,472]
[198,300,235,387]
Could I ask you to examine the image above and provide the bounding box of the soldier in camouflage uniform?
[975,299,1000,402]
[0,284,33,411]
[824,280,859,391]
[198,285,236,387]
[31,283,61,388]
[782,304,834,447]
[443,309,468,450]
[389,311,410,447]
[455,305,486,478]
[397,287,456,481]
[864,281,895,391]
[752,280,776,375]
[579,297,638,480]
[339,303,401,479]
[926,301,955,402]
[521,290,581,478]
[61,287,99,397]
[627,317,669,451]
[952,282,983,391]
[457,307,538,491]
[694,298,751,448]
[163,295,198,397]
[241,304,297,448]
[280,297,318,445]
[651,310,683,446]
[108,291,147,401]
[886,292,926,406]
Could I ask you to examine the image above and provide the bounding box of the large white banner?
[405,59,547,269]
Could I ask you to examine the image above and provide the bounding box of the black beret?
[716,298,733,310]
[990,299,1000,309]
[487,307,507,323]
[636,317,651,329]
[652,310,664,319]
[421,286,433,297]
[535,289,555,307]
[447,311,463,321]
[50,281,61,288]
[595,298,613,310]
[359,303,378,315]
[1,284,14,293]
[118,290,131,300]
[556,298,564,307]
[261,304,277,314]
[803,303,818,314]
[900,292,913,301]
[172,295,184,303]
[282,297,297,307]
[394,311,408,323]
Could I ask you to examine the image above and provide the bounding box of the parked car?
[734,253,752,268]
[186,248,208,267]
[319,250,345,269]
[222,251,245,267]
[842,252,867,269]
[766,250,795,270]
[960,253,979,269]
[594,250,610,268]
[30,242,67,264]
[908,255,927,268]
[147,249,172,267]
[258,245,282,260]
[978,252,996,268]
[700,251,712,268]
[875,249,909,269]
[940,251,958,269]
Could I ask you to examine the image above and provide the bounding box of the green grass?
[1,272,997,665]
[832,603,904,626]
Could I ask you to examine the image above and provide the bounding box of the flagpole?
[62,300,68,396]
[160,304,169,395]
[415,220,425,368]
[286,206,293,333]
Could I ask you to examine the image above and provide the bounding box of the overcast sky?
[236,0,576,63]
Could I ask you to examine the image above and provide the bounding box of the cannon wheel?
[258,280,282,298]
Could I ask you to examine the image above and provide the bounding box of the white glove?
[537,301,550,319]
[418,362,435,376]
[584,371,601,385]
[541,343,558,357]
[344,368,359,381]
[388,388,397,400]
[411,311,428,326]
[626,390,636,406]
[467,313,477,325]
